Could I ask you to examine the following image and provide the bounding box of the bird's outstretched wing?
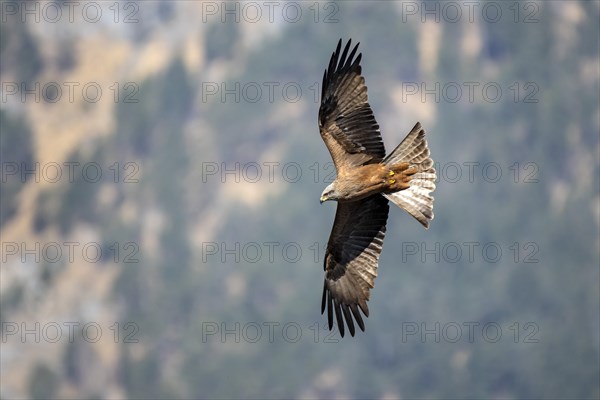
[321,195,389,337]
[319,39,385,173]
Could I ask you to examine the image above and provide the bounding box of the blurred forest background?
[1,1,599,398]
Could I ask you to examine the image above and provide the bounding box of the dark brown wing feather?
[319,39,385,174]
[321,195,389,337]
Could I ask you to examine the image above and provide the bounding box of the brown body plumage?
[332,162,415,201]
[317,39,437,337]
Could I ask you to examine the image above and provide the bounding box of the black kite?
[318,39,437,337]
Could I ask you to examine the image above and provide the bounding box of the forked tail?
[383,122,436,228]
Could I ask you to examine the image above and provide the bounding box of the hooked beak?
[320,195,327,204]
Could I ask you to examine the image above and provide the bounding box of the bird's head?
[320,182,338,204]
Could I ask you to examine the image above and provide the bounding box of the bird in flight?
[318,39,436,337]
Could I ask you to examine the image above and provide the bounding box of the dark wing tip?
[322,39,362,102]
[334,298,345,338]
[327,288,334,330]
[323,282,369,337]
[339,39,352,69]
[350,304,365,332]
[321,281,327,314]
[342,304,355,337]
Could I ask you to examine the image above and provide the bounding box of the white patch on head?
[321,182,336,198]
